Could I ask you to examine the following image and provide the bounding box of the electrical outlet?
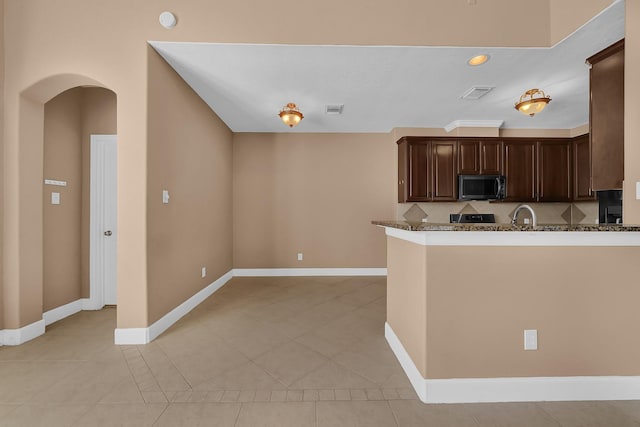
[524,218,530,225]
[297,253,303,261]
[201,267,206,278]
[524,329,538,350]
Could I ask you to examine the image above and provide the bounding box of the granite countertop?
[372,220,640,232]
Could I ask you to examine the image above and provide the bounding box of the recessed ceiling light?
[468,54,490,66]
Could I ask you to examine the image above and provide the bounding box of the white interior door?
[90,134,117,307]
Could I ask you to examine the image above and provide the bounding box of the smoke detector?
[461,86,494,100]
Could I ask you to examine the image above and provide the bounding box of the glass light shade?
[515,89,551,117]
[279,103,304,128]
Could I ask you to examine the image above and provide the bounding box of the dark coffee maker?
[597,190,623,224]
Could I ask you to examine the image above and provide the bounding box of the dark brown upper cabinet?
[397,137,457,202]
[458,140,480,175]
[587,39,624,191]
[431,140,457,200]
[398,138,409,203]
[538,140,572,202]
[480,140,503,175]
[503,140,537,202]
[457,140,503,175]
[573,134,595,200]
[398,136,587,203]
[409,141,431,201]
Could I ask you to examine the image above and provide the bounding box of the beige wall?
[426,245,640,378]
[0,0,4,331]
[43,89,83,311]
[233,133,395,269]
[550,0,614,45]
[147,48,233,324]
[624,0,640,223]
[80,88,117,298]
[0,0,625,331]
[387,237,427,376]
[387,237,640,379]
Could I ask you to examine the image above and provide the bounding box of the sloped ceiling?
[150,1,624,133]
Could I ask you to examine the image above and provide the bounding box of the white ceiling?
[150,1,624,133]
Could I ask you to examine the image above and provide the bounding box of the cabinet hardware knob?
[104,230,112,236]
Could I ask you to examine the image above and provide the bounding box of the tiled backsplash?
[398,201,598,225]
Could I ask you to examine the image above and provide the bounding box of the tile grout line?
[150,401,171,427]
[121,346,166,402]
[233,402,244,427]
[144,342,195,394]
[534,402,571,427]
[384,399,401,427]
[314,399,318,427]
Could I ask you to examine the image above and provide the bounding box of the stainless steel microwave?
[458,175,506,201]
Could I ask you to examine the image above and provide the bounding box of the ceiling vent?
[325,104,344,115]
[461,86,494,100]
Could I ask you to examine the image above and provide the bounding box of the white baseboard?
[82,297,103,311]
[114,270,233,345]
[425,376,640,404]
[232,268,387,277]
[114,328,149,345]
[43,300,84,326]
[3,268,382,347]
[114,268,382,344]
[384,322,428,402]
[0,298,88,346]
[385,322,640,403]
[0,319,46,346]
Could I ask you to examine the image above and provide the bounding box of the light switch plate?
[162,190,170,204]
[51,192,60,205]
[524,329,538,350]
[636,182,640,200]
[297,253,303,261]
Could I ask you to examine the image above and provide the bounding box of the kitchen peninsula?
[373,220,640,404]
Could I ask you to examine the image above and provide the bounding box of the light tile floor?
[1,276,640,426]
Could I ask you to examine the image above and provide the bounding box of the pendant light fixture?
[279,103,304,128]
[515,89,551,117]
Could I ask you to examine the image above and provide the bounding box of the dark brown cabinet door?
[504,140,536,202]
[573,134,595,201]
[397,137,457,202]
[588,39,624,190]
[408,141,431,201]
[398,139,408,202]
[431,141,457,200]
[538,140,572,202]
[480,140,503,175]
[458,141,480,175]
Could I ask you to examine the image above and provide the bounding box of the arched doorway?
[1,74,117,345]
[43,87,117,318]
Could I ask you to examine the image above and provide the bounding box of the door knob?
[104,230,112,236]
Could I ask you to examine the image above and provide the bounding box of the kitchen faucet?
[511,204,537,226]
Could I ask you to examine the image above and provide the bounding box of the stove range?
[449,213,496,223]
